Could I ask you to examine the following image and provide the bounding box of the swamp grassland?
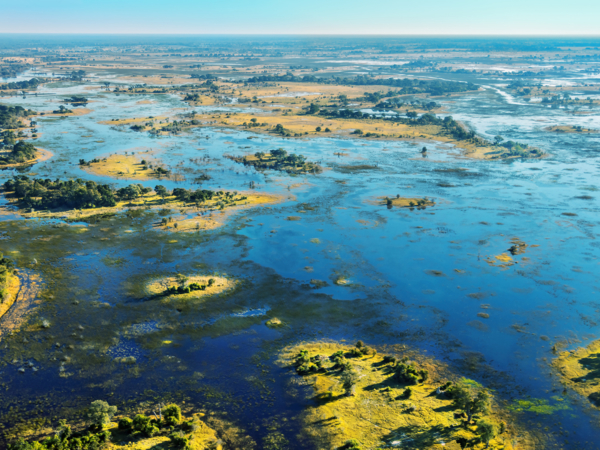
[1,178,288,230]
[279,342,544,450]
[552,340,600,411]
[96,78,542,161]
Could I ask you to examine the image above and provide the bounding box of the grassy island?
[226,148,322,174]
[79,153,171,181]
[552,340,600,409]
[372,195,435,209]
[545,125,599,134]
[280,342,539,450]
[7,402,221,450]
[1,176,286,225]
[143,274,237,302]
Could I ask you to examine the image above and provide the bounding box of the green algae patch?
[278,341,540,450]
[552,339,600,409]
[507,397,570,415]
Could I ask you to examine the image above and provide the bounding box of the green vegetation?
[0,104,36,129]
[227,148,321,174]
[283,342,524,450]
[0,78,41,91]
[0,254,15,302]
[0,140,38,165]
[2,176,150,210]
[64,96,88,105]
[7,402,210,450]
[245,73,476,95]
[161,275,216,296]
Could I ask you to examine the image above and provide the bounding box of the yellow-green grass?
[143,275,236,302]
[552,339,600,409]
[279,342,540,450]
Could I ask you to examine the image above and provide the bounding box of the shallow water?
[1,70,600,448]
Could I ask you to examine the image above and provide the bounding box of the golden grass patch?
[81,153,165,181]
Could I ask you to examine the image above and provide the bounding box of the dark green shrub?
[349,348,362,357]
[118,417,133,431]
[419,369,429,382]
[169,432,190,449]
[383,355,397,364]
[395,363,420,385]
[404,387,412,398]
[343,439,362,449]
[132,414,151,432]
[355,341,364,348]
[163,404,182,426]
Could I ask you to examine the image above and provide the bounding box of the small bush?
[349,348,362,357]
[132,414,150,432]
[383,355,397,364]
[343,439,362,449]
[169,432,190,449]
[355,341,364,348]
[404,387,412,398]
[163,404,182,426]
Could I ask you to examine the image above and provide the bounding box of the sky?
[3,0,600,35]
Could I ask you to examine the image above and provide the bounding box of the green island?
[279,341,540,450]
[226,148,322,174]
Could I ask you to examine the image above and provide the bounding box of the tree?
[338,94,349,106]
[307,103,320,114]
[449,379,490,426]
[341,369,359,396]
[494,135,504,145]
[163,404,182,426]
[87,400,117,428]
[155,185,168,200]
[476,420,497,448]
[175,273,188,288]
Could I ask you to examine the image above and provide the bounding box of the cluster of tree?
[162,274,216,296]
[0,78,41,91]
[245,72,476,95]
[64,96,88,105]
[0,141,37,165]
[190,73,216,80]
[2,176,154,210]
[68,70,86,81]
[0,63,31,79]
[8,401,197,450]
[0,254,15,303]
[0,104,37,129]
[229,148,319,174]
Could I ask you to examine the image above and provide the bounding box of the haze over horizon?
[3,0,600,35]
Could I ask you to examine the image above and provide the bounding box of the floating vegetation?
[507,397,570,415]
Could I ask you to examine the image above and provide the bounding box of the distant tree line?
[244,73,476,95]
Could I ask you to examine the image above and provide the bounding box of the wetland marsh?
[1,36,600,449]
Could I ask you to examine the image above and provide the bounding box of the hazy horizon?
[3,0,600,35]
